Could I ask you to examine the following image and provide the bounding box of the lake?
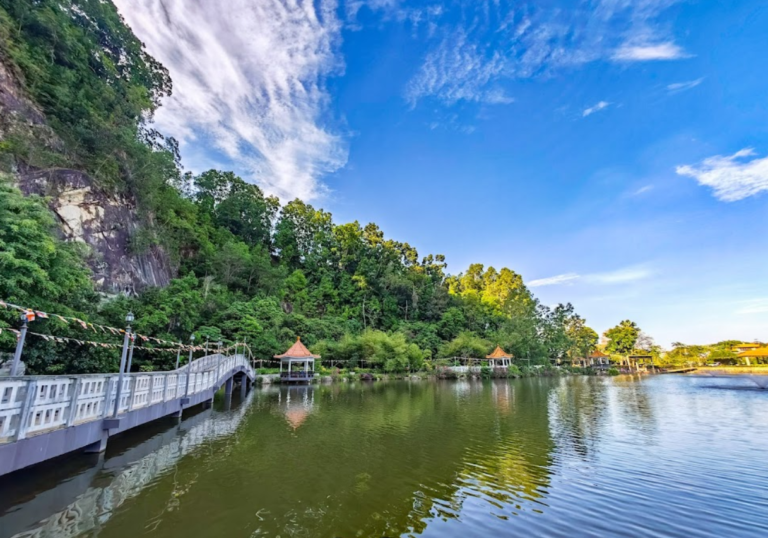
[2,375,767,537]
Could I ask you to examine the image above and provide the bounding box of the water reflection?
[273,386,316,430]
[2,377,768,538]
[1,401,252,538]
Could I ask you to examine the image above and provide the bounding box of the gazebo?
[486,346,513,368]
[737,347,768,366]
[586,350,609,368]
[274,337,319,383]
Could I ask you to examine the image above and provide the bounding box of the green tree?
[604,320,640,355]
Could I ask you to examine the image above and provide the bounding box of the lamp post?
[126,334,136,374]
[183,333,195,398]
[10,312,30,377]
[174,344,181,370]
[113,312,134,418]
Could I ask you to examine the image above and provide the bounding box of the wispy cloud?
[586,267,652,285]
[676,148,768,202]
[406,1,686,106]
[583,101,611,117]
[405,28,510,105]
[735,299,768,315]
[667,78,704,93]
[114,0,347,201]
[612,41,687,61]
[631,185,654,196]
[529,273,580,287]
[529,266,652,287]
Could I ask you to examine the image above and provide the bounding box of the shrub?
[607,367,620,376]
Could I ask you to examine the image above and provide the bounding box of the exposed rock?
[1,54,174,294]
[17,165,173,294]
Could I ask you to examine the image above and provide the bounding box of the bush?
[607,367,620,376]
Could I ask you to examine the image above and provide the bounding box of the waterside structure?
[737,347,768,366]
[275,338,319,383]
[486,346,514,368]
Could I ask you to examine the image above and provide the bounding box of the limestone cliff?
[0,57,173,294]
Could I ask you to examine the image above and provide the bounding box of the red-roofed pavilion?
[486,346,513,367]
[275,337,320,383]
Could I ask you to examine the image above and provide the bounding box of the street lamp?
[126,333,136,374]
[10,312,30,377]
[113,311,134,417]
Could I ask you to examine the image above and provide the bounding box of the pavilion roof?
[486,345,513,359]
[589,350,608,358]
[274,337,320,359]
[735,343,761,349]
[737,347,768,358]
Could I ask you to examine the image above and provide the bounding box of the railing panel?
[1,355,254,444]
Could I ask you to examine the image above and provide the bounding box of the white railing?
[0,354,253,444]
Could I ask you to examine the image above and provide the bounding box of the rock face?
[1,57,174,294]
[16,166,173,294]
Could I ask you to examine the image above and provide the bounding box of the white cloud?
[406,0,686,106]
[667,78,704,93]
[529,273,581,287]
[405,29,509,105]
[676,148,768,202]
[735,299,768,315]
[114,0,347,201]
[612,41,687,61]
[631,185,654,196]
[585,267,652,285]
[583,101,611,117]
[528,266,652,287]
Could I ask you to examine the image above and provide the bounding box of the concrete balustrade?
[0,354,255,475]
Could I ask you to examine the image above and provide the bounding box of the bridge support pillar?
[83,432,109,453]
[240,375,248,398]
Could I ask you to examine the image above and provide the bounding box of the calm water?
[2,375,768,538]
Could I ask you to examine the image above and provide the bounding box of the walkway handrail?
[0,354,254,444]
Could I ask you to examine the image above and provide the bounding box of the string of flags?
[0,299,227,352]
[22,331,243,354]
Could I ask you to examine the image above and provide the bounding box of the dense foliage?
[0,1,599,374]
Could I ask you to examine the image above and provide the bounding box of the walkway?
[0,353,255,476]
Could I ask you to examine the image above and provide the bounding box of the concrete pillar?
[84,432,109,453]
[225,376,234,396]
[240,375,248,398]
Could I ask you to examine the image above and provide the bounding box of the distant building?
[736,347,768,366]
[486,346,513,368]
[733,343,762,354]
[575,350,609,368]
[274,337,319,383]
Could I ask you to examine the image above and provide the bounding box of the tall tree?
[604,320,640,355]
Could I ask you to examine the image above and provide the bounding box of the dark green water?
[2,376,768,537]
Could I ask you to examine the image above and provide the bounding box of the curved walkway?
[0,354,255,476]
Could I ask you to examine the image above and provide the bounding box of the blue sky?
[116,0,768,347]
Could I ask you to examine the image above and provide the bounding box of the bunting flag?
[1,298,243,354]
